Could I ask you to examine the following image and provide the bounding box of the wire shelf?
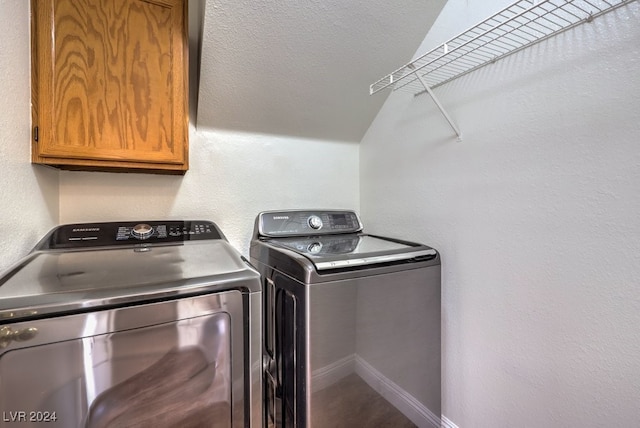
[370,0,636,96]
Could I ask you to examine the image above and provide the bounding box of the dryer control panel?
[257,210,363,237]
[39,220,224,249]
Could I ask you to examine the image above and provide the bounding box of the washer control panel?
[258,210,362,237]
[41,220,224,249]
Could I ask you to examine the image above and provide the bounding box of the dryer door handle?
[0,326,38,348]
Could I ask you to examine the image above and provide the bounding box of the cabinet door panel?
[32,0,188,172]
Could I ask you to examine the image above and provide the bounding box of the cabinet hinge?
[33,126,38,142]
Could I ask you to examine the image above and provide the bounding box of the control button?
[131,224,153,240]
[308,215,323,230]
[156,225,167,238]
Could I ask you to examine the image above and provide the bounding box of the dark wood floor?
[310,373,416,428]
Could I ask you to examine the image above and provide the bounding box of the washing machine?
[0,220,261,428]
[250,210,441,428]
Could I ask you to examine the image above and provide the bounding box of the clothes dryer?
[0,220,261,428]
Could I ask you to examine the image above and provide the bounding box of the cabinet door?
[31,0,188,174]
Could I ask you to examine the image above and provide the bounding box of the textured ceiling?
[194,0,448,143]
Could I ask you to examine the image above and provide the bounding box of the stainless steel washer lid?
[0,231,260,323]
[268,234,437,271]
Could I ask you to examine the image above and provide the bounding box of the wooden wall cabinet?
[31,0,189,174]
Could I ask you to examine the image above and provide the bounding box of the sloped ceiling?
[194,0,448,143]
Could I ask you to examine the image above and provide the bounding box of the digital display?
[331,214,348,226]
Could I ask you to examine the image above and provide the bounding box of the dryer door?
[0,291,245,428]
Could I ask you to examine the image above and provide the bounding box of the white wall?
[59,129,359,256]
[360,1,640,427]
[0,0,59,273]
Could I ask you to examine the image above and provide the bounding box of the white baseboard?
[310,354,355,393]
[441,415,459,428]
[354,356,441,428]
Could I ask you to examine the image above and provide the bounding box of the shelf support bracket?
[414,70,462,141]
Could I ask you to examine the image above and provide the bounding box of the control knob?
[307,242,323,254]
[131,223,153,240]
[308,215,323,230]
